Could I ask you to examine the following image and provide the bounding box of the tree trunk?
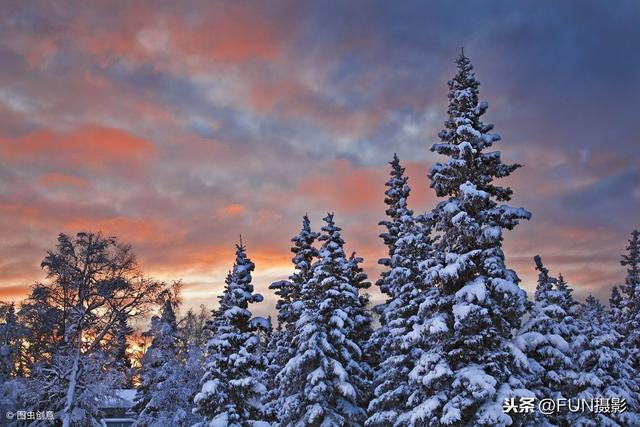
[61,335,81,427]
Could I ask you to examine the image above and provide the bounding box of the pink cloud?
[37,173,89,188]
[0,126,155,172]
[220,203,246,217]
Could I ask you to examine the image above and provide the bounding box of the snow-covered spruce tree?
[367,221,436,426]
[264,215,320,421]
[377,154,414,302]
[621,230,640,301]
[367,154,413,388]
[276,213,369,426]
[134,298,178,423]
[366,155,436,427]
[609,285,624,327]
[554,273,579,317]
[514,256,580,425]
[280,215,320,330]
[194,241,269,427]
[343,251,374,415]
[262,323,281,423]
[402,51,533,426]
[569,295,640,426]
[134,290,202,426]
[368,154,415,361]
[268,217,319,370]
[619,229,640,370]
[343,251,373,352]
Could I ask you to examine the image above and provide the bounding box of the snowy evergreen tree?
[373,154,414,321]
[569,295,640,426]
[367,154,436,426]
[279,215,320,330]
[609,285,624,327]
[402,51,533,426]
[343,251,374,416]
[344,252,372,347]
[554,273,579,316]
[134,298,178,421]
[514,256,580,426]
[367,214,435,425]
[134,285,203,426]
[194,241,269,426]
[621,230,640,302]
[270,216,319,358]
[262,323,282,423]
[619,229,640,370]
[264,215,320,421]
[276,213,369,426]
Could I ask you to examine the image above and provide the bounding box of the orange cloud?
[144,239,293,280]
[168,6,285,62]
[0,203,44,229]
[71,2,290,69]
[0,126,155,172]
[221,203,246,217]
[37,173,89,188]
[63,217,180,247]
[256,209,282,225]
[297,158,437,215]
[0,285,31,302]
[298,159,385,213]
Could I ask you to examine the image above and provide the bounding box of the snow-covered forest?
[1,53,639,427]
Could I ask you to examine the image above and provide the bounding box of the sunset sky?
[1,0,639,318]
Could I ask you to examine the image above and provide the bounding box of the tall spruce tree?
[402,51,532,426]
[367,155,435,426]
[276,213,368,426]
[619,229,640,370]
[344,252,372,348]
[621,230,640,301]
[265,215,320,421]
[344,251,374,417]
[272,215,320,332]
[194,241,268,426]
[368,154,415,378]
[263,324,281,423]
[377,154,414,296]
